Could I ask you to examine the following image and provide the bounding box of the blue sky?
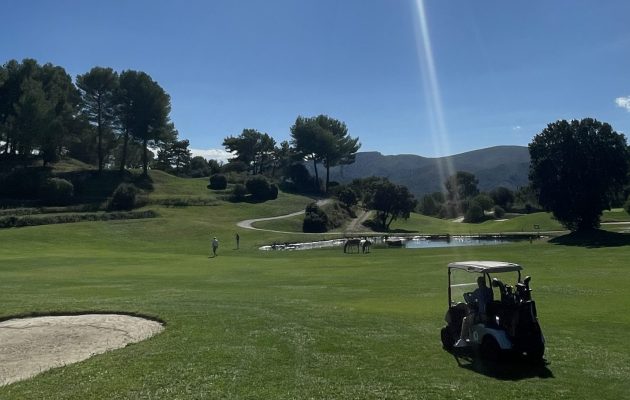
[2,0,630,161]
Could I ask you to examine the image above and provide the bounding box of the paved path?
[236,199,331,234]
[236,200,375,235]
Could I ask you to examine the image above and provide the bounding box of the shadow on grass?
[549,229,630,248]
[451,350,554,380]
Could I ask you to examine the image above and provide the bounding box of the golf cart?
[440,261,545,361]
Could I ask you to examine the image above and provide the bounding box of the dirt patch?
[0,314,164,386]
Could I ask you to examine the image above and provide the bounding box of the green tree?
[223,129,276,175]
[464,201,485,223]
[489,186,514,210]
[271,140,295,178]
[472,193,494,211]
[0,59,79,166]
[156,139,191,174]
[529,118,630,231]
[76,67,119,172]
[290,115,360,192]
[420,194,439,216]
[190,156,212,177]
[118,70,172,175]
[445,171,479,201]
[365,179,417,230]
[290,116,330,192]
[336,186,358,209]
[314,115,360,192]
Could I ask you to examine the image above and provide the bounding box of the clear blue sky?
[2,0,630,160]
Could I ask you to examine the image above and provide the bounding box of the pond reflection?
[260,235,535,251]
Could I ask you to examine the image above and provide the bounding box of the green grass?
[257,210,567,235]
[602,208,630,222]
[1,173,629,399]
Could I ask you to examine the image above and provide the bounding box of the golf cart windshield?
[447,261,523,306]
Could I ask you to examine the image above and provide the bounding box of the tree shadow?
[549,229,630,248]
[450,349,554,381]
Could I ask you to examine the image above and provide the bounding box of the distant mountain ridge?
[326,145,530,197]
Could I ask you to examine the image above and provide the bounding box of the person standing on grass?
[235,232,240,249]
[211,236,219,257]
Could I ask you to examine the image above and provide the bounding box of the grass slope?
[1,171,629,399]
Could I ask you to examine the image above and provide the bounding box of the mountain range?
[325,145,531,198]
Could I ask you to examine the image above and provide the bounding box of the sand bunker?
[0,314,164,386]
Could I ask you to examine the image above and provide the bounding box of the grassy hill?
[1,169,629,399]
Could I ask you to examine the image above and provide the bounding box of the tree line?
[221,114,360,193]
[0,59,182,175]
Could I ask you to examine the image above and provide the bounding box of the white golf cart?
[440,261,545,361]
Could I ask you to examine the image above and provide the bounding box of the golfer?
[211,237,219,257]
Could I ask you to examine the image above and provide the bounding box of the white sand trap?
[0,314,164,386]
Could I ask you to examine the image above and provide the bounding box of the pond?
[259,235,535,251]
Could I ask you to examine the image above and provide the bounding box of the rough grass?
[1,172,629,399]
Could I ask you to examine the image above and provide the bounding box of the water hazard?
[260,235,533,251]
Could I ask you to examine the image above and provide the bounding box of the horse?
[361,239,372,254]
[344,238,361,253]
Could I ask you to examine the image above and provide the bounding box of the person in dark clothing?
[455,276,494,347]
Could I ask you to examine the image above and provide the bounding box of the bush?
[472,194,494,211]
[323,201,352,229]
[0,210,158,229]
[268,184,279,200]
[208,174,228,190]
[464,202,485,223]
[231,184,247,202]
[625,196,630,215]
[0,167,51,198]
[438,201,460,219]
[246,176,271,201]
[420,194,438,216]
[109,183,138,211]
[336,187,358,209]
[303,202,328,232]
[493,205,506,219]
[41,178,74,205]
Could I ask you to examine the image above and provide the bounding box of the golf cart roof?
[448,261,522,273]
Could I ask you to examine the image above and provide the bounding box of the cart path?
[236,200,375,235]
[345,209,372,233]
[236,199,332,234]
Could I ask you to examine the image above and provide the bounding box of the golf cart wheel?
[441,327,455,351]
[480,336,501,361]
[525,343,545,362]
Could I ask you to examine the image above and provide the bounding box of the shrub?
[208,174,228,190]
[268,184,279,200]
[420,194,438,216]
[246,176,271,201]
[0,210,158,229]
[41,178,74,205]
[464,202,485,223]
[439,201,460,219]
[472,194,494,211]
[231,184,247,202]
[303,202,328,232]
[0,167,51,198]
[323,201,352,229]
[109,183,138,211]
[493,205,506,219]
[336,187,358,209]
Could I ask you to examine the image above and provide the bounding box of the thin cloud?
[512,126,522,131]
[190,148,233,164]
[615,96,630,112]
